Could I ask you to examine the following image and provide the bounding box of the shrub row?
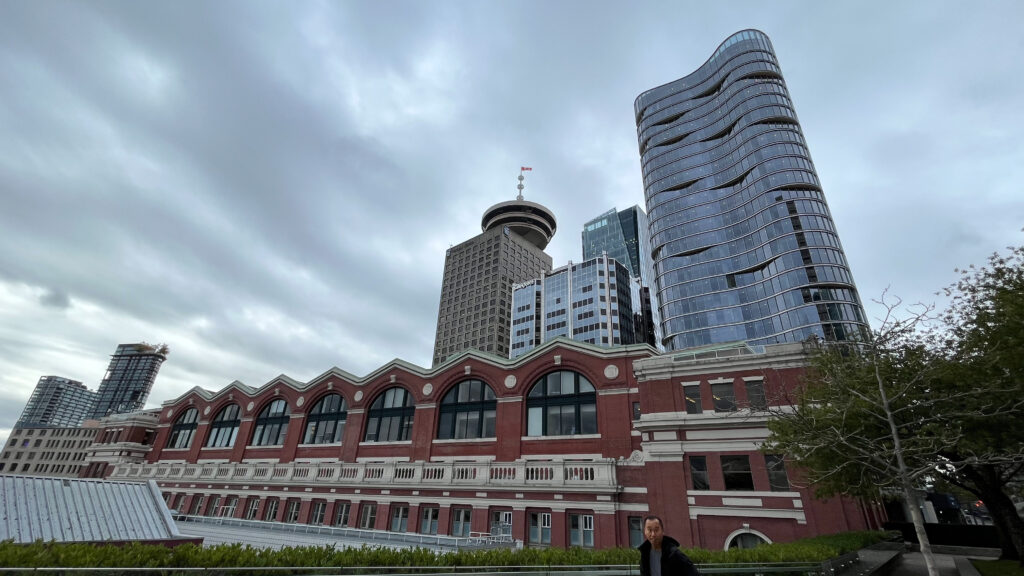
[0,530,892,568]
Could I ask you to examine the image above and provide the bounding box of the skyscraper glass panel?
[89,343,168,419]
[635,30,868,351]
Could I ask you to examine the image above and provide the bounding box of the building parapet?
[111,458,620,492]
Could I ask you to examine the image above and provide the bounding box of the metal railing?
[0,562,854,576]
[173,515,516,552]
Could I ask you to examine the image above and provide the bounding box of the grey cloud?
[39,288,71,309]
[1,0,1023,444]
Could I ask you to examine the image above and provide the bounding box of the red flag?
[520,166,532,171]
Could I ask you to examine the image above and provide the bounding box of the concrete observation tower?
[480,170,557,250]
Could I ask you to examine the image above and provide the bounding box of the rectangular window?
[333,503,351,527]
[683,385,702,414]
[220,496,238,518]
[628,516,643,548]
[390,506,409,532]
[528,512,551,545]
[766,454,791,491]
[359,503,377,529]
[491,510,512,537]
[244,498,260,520]
[632,401,641,421]
[451,508,472,537]
[711,382,737,412]
[284,500,301,523]
[310,501,327,525]
[421,507,439,534]
[189,495,206,516]
[263,498,279,521]
[745,380,767,411]
[690,456,710,490]
[721,455,754,491]
[568,513,594,548]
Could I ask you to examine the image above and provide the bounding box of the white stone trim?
[721,497,763,507]
[689,506,806,523]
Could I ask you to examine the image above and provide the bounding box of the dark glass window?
[364,387,414,442]
[205,404,240,448]
[303,394,347,444]
[711,382,737,412]
[437,379,496,439]
[632,401,641,421]
[745,380,767,411]
[690,455,709,490]
[683,385,702,414]
[765,454,790,491]
[722,455,754,491]
[166,407,198,449]
[333,502,350,526]
[262,498,279,521]
[251,399,289,446]
[526,371,597,436]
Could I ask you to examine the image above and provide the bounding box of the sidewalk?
[889,552,961,576]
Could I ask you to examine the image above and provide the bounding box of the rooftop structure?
[0,474,195,545]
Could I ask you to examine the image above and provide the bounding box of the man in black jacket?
[638,515,700,576]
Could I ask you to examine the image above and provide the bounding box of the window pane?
[580,403,597,434]
[746,381,767,411]
[482,410,496,437]
[684,385,702,414]
[690,456,709,490]
[722,455,754,491]
[711,383,737,412]
[527,407,543,436]
[766,454,790,491]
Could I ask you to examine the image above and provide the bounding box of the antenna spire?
[517,166,532,200]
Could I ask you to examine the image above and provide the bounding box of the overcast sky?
[1,1,1022,446]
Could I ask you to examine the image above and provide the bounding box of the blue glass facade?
[635,30,868,351]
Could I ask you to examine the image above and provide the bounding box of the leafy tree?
[928,245,1024,562]
[766,244,1024,573]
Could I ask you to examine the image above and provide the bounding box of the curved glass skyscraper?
[635,30,868,351]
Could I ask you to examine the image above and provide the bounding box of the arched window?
[251,399,289,446]
[304,394,347,444]
[437,379,496,440]
[205,404,240,448]
[166,407,198,449]
[727,530,770,549]
[364,387,414,442]
[526,371,597,436]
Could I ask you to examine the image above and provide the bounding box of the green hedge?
[0,530,892,568]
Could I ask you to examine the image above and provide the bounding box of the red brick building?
[104,339,881,550]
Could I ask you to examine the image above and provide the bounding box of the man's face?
[644,518,664,549]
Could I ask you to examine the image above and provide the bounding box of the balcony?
[111,459,619,491]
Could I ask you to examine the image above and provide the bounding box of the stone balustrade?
[111,459,619,490]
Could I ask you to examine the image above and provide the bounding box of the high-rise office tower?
[432,172,556,365]
[88,342,168,419]
[582,206,661,348]
[635,30,868,351]
[509,256,638,358]
[15,376,97,429]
